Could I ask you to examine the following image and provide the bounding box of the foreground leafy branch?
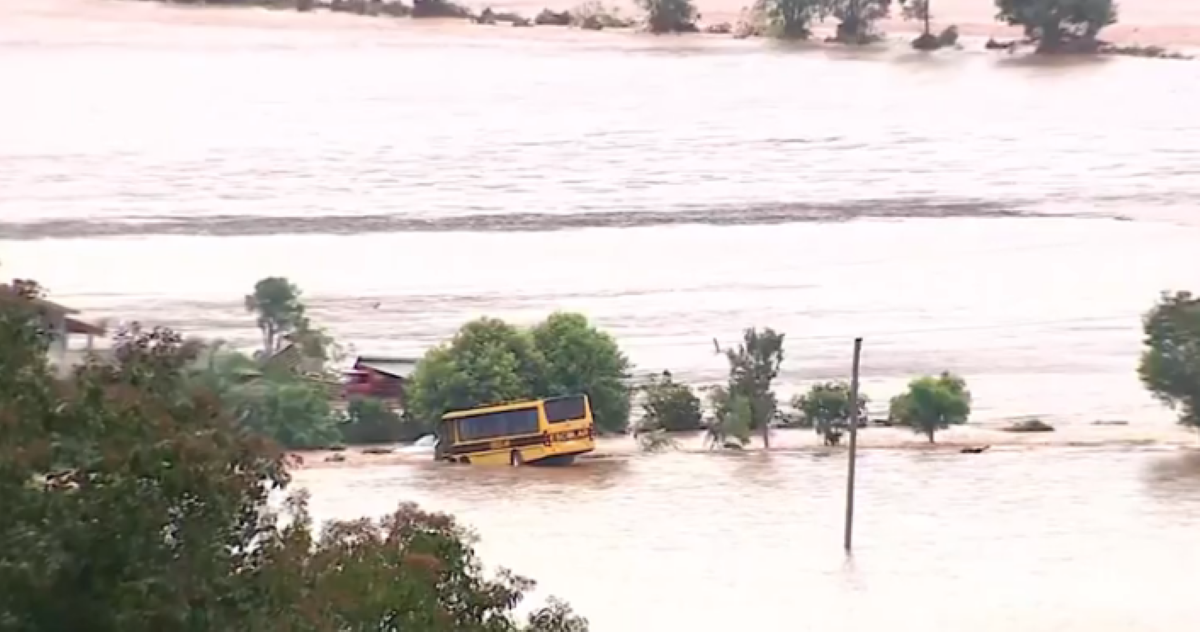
[0,293,587,632]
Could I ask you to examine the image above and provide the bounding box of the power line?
[734,314,1141,344]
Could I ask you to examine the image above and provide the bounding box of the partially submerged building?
[343,355,418,405]
[0,283,107,373]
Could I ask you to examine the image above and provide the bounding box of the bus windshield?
[543,395,587,424]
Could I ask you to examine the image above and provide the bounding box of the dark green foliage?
[793,381,869,446]
[244,276,306,356]
[340,396,428,444]
[724,327,785,448]
[0,293,587,632]
[532,312,631,433]
[636,0,700,33]
[408,317,548,423]
[705,386,753,449]
[889,372,971,442]
[1138,291,1200,429]
[757,0,824,39]
[231,378,341,449]
[994,0,1118,51]
[825,0,893,43]
[640,370,703,432]
[409,313,631,433]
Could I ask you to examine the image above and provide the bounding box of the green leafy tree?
[244,276,306,356]
[340,396,427,444]
[724,327,786,448]
[889,372,971,442]
[994,0,1117,52]
[705,387,752,449]
[825,0,893,43]
[640,370,703,432]
[407,317,549,424]
[0,296,587,632]
[756,0,825,38]
[1138,291,1200,430]
[792,381,869,446]
[636,0,699,33]
[230,377,341,449]
[531,312,632,434]
[409,314,631,433]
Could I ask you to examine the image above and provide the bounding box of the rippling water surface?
[296,447,1200,632]
[3,3,1200,629]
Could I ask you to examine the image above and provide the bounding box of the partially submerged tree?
[705,386,752,449]
[407,317,547,423]
[0,293,588,632]
[793,381,869,446]
[723,327,786,448]
[1138,291,1200,430]
[889,372,971,442]
[340,395,424,444]
[757,0,825,39]
[244,276,306,356]
[636,0,700,33]
[825,0,893,44]
[994,0,1118,52]
[900,0,960,49]
[640,370,704,432]
[901,0,931,37]
[408,313,631,433]
[531,312,632,434]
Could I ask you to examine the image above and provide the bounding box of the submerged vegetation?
[137,0,1192,59]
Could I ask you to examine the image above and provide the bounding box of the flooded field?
[3,2,1200,629]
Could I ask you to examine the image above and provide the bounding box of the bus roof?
[440,394,586,421]
[441,399,540,420]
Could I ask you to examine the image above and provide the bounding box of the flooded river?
[3,2,1200,629]
[296,445,1200,631]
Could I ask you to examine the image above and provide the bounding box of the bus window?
[455,407,540,442]
[543,395,587,424]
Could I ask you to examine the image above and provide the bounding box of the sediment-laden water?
[3,2,1200,630]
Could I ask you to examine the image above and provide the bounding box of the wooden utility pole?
[843,337,863,554]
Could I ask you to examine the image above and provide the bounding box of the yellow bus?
[434,394,595,466]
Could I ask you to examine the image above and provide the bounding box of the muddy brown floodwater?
[4,1,1200,629]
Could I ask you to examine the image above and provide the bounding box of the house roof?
[65,316,106,336]
[353,356,419,379]
[0,284,79,315]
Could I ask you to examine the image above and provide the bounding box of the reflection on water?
[295,448,1200,631]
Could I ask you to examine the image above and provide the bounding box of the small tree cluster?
[708,327,785,449]
[792,381,868,446]
[340,395,427,444]
[408,313,632,433]
[636,0,700,33]
[704,385,753,450]
[995,0,1118,52]
[244,276,339,366]
[639,370,704,433]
